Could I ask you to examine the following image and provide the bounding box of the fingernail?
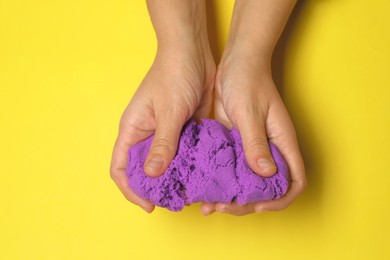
[257,158,275,171]
[145,156,164,173]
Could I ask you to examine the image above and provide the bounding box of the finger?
[236,109,277,177]
[255,178,305,212]
[256,102,307,212]
[110,135,155,213]
[143,108,186,177]
[215,202,256,216]
[200,202,216,216]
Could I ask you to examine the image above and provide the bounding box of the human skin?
[110,0,307,215]
[110,0,216,212]
[200,0,307,216]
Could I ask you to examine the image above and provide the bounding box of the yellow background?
[1,0,390,259]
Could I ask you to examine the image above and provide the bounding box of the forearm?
[146,0,209,51]
[225,0,297,64]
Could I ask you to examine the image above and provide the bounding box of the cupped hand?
[110,45,216,212]
[201,52,307,216]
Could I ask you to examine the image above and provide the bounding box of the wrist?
[147,0,209,52]
[224,0,296,67]
[220,43,272,76]
[156,29,210,58]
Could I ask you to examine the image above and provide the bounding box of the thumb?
[144,112,185,177]
[237,112,276,177]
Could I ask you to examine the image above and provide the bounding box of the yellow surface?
[1,0,390,259]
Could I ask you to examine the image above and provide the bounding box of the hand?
[110,44,216,212]
[201,51,306,216]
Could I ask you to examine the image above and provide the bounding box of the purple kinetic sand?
[126,119,290,212]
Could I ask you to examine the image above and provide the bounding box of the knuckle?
[246,136,270,154]
[161,103,189,123]
[151,138,175,155]
[289,125,297,137]
[110,168,119,181]
[299,178,308,193]
[294,175,308,195]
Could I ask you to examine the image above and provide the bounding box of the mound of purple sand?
[126,119,290,212]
